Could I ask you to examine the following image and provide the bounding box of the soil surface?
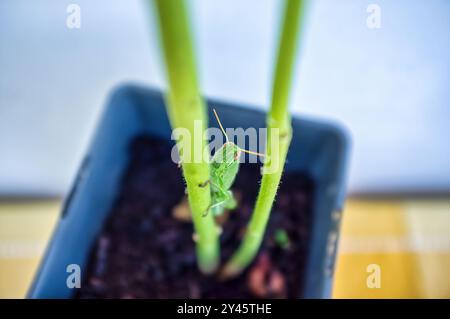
[77,136,313,298]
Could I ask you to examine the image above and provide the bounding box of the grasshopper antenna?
[213,109,264,157]
[213,109,229,143]
[240,148,265,157]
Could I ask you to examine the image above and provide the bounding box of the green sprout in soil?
[274,228,291,250]
[153,0,306,276]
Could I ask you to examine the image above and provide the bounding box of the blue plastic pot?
[28,84,350,299]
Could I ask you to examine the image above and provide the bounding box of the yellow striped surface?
[0,199,449,298]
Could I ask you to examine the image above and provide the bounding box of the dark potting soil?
[76,135,313,299]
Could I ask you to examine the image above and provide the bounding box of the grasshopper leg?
[198,179,210,188]
[224,191,237,210]
[202,199,228,217]
[202,189,236,217]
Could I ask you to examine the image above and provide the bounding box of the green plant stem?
[153,0,219,274]
[222,0,306,278]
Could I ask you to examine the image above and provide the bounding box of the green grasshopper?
[200,109,264,217]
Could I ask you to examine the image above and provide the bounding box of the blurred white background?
[1,0,449,196]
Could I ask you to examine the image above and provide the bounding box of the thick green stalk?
[222,0,306,278]
[153,0,219,274]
